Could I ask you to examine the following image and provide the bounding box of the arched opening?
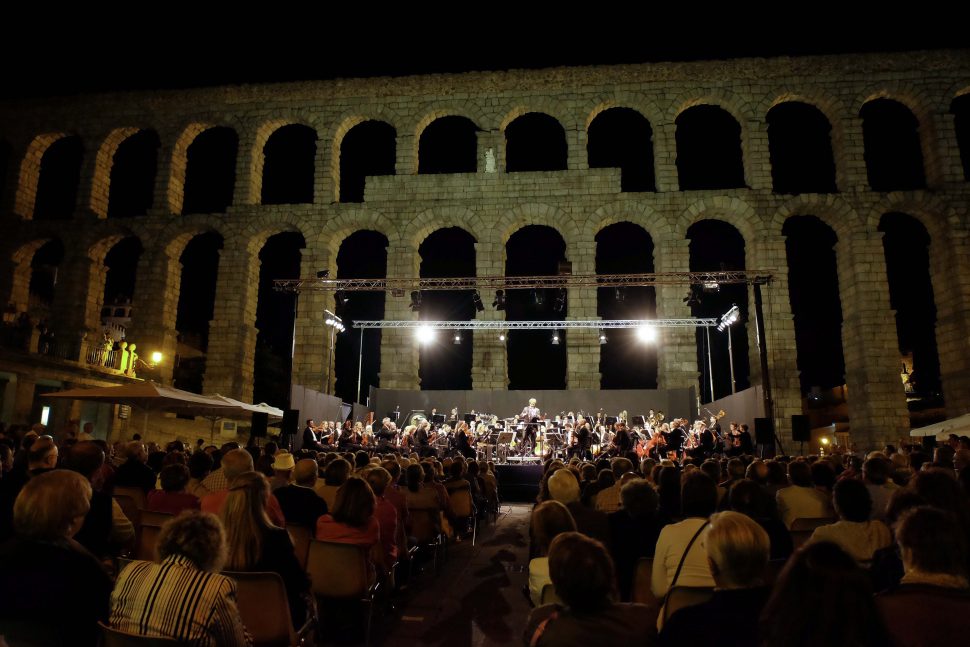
[951,93,970,181]
[417,228,476,389]
[675,105,745,190]
[28,239,65,319]
[860,98,926,191]
[587,108,655,191]
[505,225,567,389]
[182,127,238,215]
[261,124,316,205]
[687,220,750,402]
[767,102,837,194]
[173,232,223,393]
[34,136,83,220]
[879,213,943,424]
[339,121,396,203]
[783,216,846,403]
[254,232,307,407]
[505,113,567,172]
[595,222,657,388]
[334,231,388,402]
[107,130,160,218]
[102,237,144,318]
[418,116,479,174]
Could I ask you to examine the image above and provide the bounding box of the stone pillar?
[0,252,32,314]
[748,235,804,448]
[839,117,872,192]
[379,244,419,390]
[75,130,110,219]
[50,250,108,361]
[836,232,910,450]
[653,122,679,192]
[202,237,259,401]
[126,245,182,383]
[565,240,599,388]
[313,130,334,205]
[150,132,183,216]
[566,128,586,172]
[472,240,507,389]
[931,112,965,186]
[930,227,970,419]
[291,248,331,393]
[654,235,698,391]
[396,133,417,176]
[231,129,260,207]
[743,120,772,190]
[476,130,502,174]
[0,139,26,218]
[13,375,36,424]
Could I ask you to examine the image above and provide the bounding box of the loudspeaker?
[754,417,774,445]
[791,415,811,442]
[251,412,268,438]
[281,409,299,436]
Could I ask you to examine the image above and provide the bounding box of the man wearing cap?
[269,451,296,491]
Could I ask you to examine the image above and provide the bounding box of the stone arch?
[498,101,575,133]
[157,218,229,260]
[583,94,664,132]
[862,194,956,243]
[327,109,403,202]
[90,127,144,218]
[249,114,319,204]
[493,203,579,246]
[666,88,757,125]
[762,91,846,190]
[769,194,863,241]
[403,207,484,249]
[7,236,60,311]
[238,218,314,257]
[582,200,670,242]
[679,196,764,244]
[14,132,72,219]
[167,119,242,214]
[321,207,400,259]
[86,225,142,263]
[412,102,489,141]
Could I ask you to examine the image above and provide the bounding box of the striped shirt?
[110,555,251,646]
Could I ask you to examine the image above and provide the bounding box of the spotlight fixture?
[416,325,435,344]
[614,287,625,302]
[472,291,485,313]
[453,332,461,345]
[335,290,349,307]
[551,331,560,345]
[636,325,657,343]
[683,287,702,308]
[492,289,506,311]
[316,269,330,279]
[409,291,422,312]
[716,305,741,331]
[703,281,720,292]
[532,289,544,306]
[599,330,607,345]
[554,289,566,313]
[498,332,506,342]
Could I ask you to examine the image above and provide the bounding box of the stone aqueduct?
[1,49,969,450]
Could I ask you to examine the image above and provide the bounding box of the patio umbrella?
[910,413,970,440]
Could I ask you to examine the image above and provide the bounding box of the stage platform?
[496,464,543,503]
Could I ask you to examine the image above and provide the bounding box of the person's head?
[220,471,273,570]
[64,441,105,480]
[760,542,881,647]
[811,461,837,490]
[729,479,771,518]
[531,500,577,556]
[595,469,616,489]
[610,457,634,479]
[547,468,581,504]
[896,506,968,578]
[27,435,58,470]
[263,441,278,457]
[157,511,226,572]
[221,448,255,483]
[293,458,318,487]
[706,511,770,588]
[354,451,370,470]
[548,532,616,611]
[953,449,970,472]
[681,471,718,518]
[365,466,391,497]
[324,457,352,486]
[726,458,745,481]
[788,461,813,487]
[620,479,658,519]
[160,463,191,494]
[188,450,214,480]
[862,457,890,486]
[405,463,424,492]
[765,460,788,485]
[382,459,401,483]
[82,422,93,435]
[124,441,147,463]
[13,470,92,540]
[700,460,720,485]
[331,477,376,528]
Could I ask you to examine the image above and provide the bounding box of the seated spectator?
[608,479,664,601]
[201,449,285,526]
[595,457,635,513]
[200,442,240,492]
[444,460,471,493]
[776,461,834,528]
[66,441,134,556]
[269,451,295,491]
[661,511,771,647]
[523,532,655,646]
[0,470,112,647]
[581,468,614,508]
[221,471,309,628]
[254,441,278,477]
[275,458,328,528]
[187,450,213,498]
[761,541,887,647]
[315,477,383,573]
[876,506,970,646]
[548,468,610,546]
[113,441,156,493]
[364,466,400,569]
[656,466,682,520]
[809,478,891,564]
[315,457,352,509]
[529,501,577,606]
[729,479,793,560]
[863,457,896,521]
[0,434,59,542]
[147,464,201,515]
[110,511,249,645]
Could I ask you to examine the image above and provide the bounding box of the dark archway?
[102,237,144,309]
[28,238,65,310]
[505,225,567,389]
[596,222,657,388]
[34,136,83,220]
[173,232,223,393]
[418,116,479,174]
[505,113,567,172]
[687,220,750,402]
[334,230,388,403]
[879,212,943,421]
[0,140,11,208]
[860,99,926,191]
[783,216,846,396]
[951,94,970,181]
[418,228,476,390]
[108,130,159,218]
[182,128,238,215]
[262,125,316,205]
[767,102,837,194]
[675,106,745,190]
[339,121,396,203]
[587,108,655,191]
[254,232,307,407]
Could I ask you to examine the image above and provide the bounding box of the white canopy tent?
[909,413,970,440]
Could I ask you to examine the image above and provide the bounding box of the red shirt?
[315,514,380,549]
[145,490,200,515]
[374,497,399,564]
[201,490,286,527]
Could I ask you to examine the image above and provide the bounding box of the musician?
[336,421,358,451]
[737,423,754,454]
[665,419,686,459]
[455,421,476,459]
[520,398,541,455]
[569,416,593,460]
[613,421,633,456]
[414,421,434,458]
[302,419,327,452]
[375,418,397,454]
[697,421,717,458]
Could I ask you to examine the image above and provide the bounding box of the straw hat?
[272,451,295,471]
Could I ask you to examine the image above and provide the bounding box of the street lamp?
[324,310,345,394]
[717,305,740,394]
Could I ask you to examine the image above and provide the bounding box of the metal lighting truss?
[352,319,717,329]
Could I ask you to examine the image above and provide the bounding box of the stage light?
[614,287,625,302]
[335,291,349,307]
[316,269,330,279]
[492,290,506,311]
[717,305,740,331]
[551,331,560,345]
[416,326,435,344]
[453,332,461,344]
[472,291,485,312]
[498,333,506,342]
[150,351,163,365]
[599,330,607,344]
[554,289,566,313]
[683,288,702,307]
[703,281,720,291]
[409,291,422,312]
[532,289,544,306]
[636,325,657,343]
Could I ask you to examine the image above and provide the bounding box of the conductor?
[520,398,541,455]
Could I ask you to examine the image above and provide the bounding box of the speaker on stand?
[791,414,811,456]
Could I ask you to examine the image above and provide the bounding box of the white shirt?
[528,557,551,607]
[776,485,834,529]
[651,517,714,598]
[809,519,891,563]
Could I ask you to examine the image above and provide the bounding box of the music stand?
[606,416,617,426]
[464,413,475,424]
[497,431,516,445]
[432,414,445,425]
[632,416,645,427]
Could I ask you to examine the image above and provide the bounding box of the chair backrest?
[632,557,658,606]
[222,570,295,646]
[409,507,442,543]
[449,488,473,518]
[664,586,714,622]
[540,584,562,606]
[135,511,173,562]
[790,517,835,532]
[307,539,370,598]
[99,622,182,646]
[287,523,313,570]
[114,486,147,510]
[114,494,141,527]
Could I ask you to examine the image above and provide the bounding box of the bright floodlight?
[416,326,435,344]
[636,325,657,343]
[498,333,506,342]
[150,351,163,364]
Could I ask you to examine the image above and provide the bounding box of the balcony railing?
[1,323,138,377]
